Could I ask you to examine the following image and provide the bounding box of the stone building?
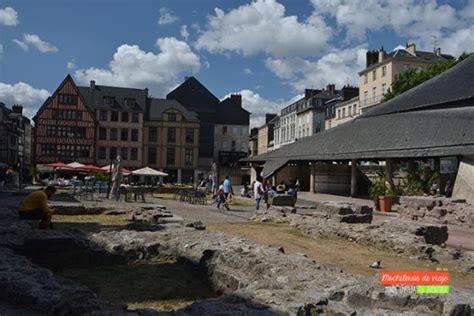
[143,99,199,183]
[78,81,146,168]
[257,114,278,155]
[248,128,259,157]
[358,42,453,112]
[325,96,360,129]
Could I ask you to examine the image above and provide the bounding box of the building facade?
[248,127,259,157]
[358,43,453,112]
[143,99,199,183]
[325,96,360,129]
[78,81,146,168]
[257,113,278,155]
[0,103,32,167]
[34,75,96,164]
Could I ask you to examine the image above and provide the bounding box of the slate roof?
[146,98,199,121]
[78,84,148,112]
[215,97,250,125]
[246,55,474,172]
[166,76,220,115]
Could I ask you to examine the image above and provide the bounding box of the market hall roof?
[245,55,474,176]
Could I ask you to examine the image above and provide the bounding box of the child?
[216,181,225,209]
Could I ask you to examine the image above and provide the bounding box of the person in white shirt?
[253,177,264,210]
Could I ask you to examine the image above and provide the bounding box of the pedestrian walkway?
[298,191,372,207]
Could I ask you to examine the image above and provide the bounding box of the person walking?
[216,181,225,209]
[253,177,264,210]
[222,175,233,210]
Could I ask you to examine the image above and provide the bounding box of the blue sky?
[0,0,473,125]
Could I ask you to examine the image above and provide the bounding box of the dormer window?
[104,97,115,106]
[125,98,135,107]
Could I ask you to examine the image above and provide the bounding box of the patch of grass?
[207,222,474,290]
[54,214,130,232]
[59,255,216,311]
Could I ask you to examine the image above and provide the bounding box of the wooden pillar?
[385,158,395,191]
[350,159,357,197]
[407,159,416,173]
[310,162,315,193]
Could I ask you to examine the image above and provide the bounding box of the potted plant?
[379,188,397,212]
[368,179,386,211]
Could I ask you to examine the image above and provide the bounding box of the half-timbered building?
[34,75,96,164]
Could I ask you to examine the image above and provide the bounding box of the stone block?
[271,195,296,207]
[414,225,448,245]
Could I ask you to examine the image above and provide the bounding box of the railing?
[360,94,385,107]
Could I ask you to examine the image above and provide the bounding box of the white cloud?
[0,7,19,26]
[75,37,200,96]
[437,25,474,57]
[23,33,58,53]
[0,82,50,118]
[266,45,367,92]
[244,68,253,75]
[67,61,76,69]
[311,0,458,42]
[195,0,331,58]
[158,7,178,25]
[180,25,189,41]
[12,38,28,51]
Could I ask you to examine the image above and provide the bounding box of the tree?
[382,52,473,102]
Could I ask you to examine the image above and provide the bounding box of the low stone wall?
[251,207,472,267]
[398,196,474,229]
[311,201,373,224]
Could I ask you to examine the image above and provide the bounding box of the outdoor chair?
[133,187,146,203]
[83,181,95,200]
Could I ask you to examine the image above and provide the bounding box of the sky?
[0,0,473,126]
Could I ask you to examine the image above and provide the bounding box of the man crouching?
[19,186,56,229]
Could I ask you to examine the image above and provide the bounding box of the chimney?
[366,50,380,67]
[326,84,335,93]
[340,86,359,101]
[265,113,277,124]
[304,89,321,100]
[90,80,96,90]
[12,104,23,114]
[230,94,242,107]
[434,47,441,56]
[406,42,416,55]
[378,46,385,62]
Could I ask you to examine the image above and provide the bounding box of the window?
[168,112,177,121]
[148,127,157,143]
[348,106,352,116]
[364,74,368,84]
[342,108,346,117]
[131,129,138,142]
[148,147,156,164]
[130,147,138,161]
[222,126,227,135]
[382,83,387,95]
[167,127,176,143]
[372,86,377,99]
[364,91,368,103]
[231,141,236,151]
[98,128,107,140]
[121,112,129,122]
[232,127,238,136]
[76,146,90,158]
[337,109,341,119]
[131,112,139,123]
[121,128,128,141]
[98,147,106,160]
[41,144,55,156]
[125,98,135,107]
[167,148,175,165]
[372,70,376,81]
[120,147,128,160]
[57,144,75,157]
[382,66,387,77]
[353,104,357,115]
[104,97,115,106]
[110,128,118,141]
[185,148,193,166]
[185,128,194,143]
[111,111,119,121]
[99,110,108,121]
[58,94,78,105]
[53,110,82,120]
[110,147,117,159]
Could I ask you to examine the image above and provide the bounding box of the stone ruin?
[252,203,474,269]
[0,201,473,315]
[398,196,474,229]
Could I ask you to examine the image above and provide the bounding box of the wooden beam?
[350,159,357,197]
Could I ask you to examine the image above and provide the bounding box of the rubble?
[398,196,474,229]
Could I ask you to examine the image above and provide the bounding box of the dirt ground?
[207,222,474,290]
